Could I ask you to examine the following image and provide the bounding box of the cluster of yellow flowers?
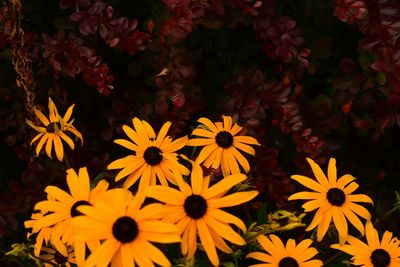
[24,98,400,267]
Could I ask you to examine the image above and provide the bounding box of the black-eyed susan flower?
[187,116,260,176]
[288,158,373,243]
[39,244,76,267]
[247,234,323,267]
[145,160,259,266]
[107,118,189,189]
[332,221,400,267]
[72,188,180,267]
[25,212,55,256]
[26,98,83,161]
[26,167,109,266]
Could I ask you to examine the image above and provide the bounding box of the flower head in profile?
[72,188,180,267]
[332,221,400,267]
[145,160,258,266]
[25,167,109,266]
[187,116,260,176]
[107,118,189,189]
[26,98,83,161]
[39,244,76,267]
[247,234,323,267]
[288,158,373,243]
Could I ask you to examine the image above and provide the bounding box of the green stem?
[64,154,71,169]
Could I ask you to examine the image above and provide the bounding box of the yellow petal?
[53,135,64,161]
[45,134,54,159]
[208,191,258,208]
[207,209,246,233]
[332,207,348,242]
[114,139,139,152]
[191,128,215,138]
[63,104,75,123]
[365,221,379,249]
[155,121,171,146]
[198,117,219,133]
[195,143,219,164]
[59,132,75,150]
[291,175,322,192]
[35,134,49,156]
[145,186,185,205]
[204,173,247,199]
[233,135,260,145]
[204,215,245,245]
[317,208,332,241]
[190,161,203,195]
[327,158,337,185]
[306,158,329,187]
[197,219,219,266]
[187,138,215,146]
[33,108,50,126]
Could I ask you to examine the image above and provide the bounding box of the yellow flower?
[145,160,259,266]
[107,118,189,189]
[26,98,83,161]
[39,244,76,267]
[288,158,374,242]
[332,221,400,267]
[247,234,323,267]
[26,167,109,266]
[72,188,180,267]
[187,116,260,176]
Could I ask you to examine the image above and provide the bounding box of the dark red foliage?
[70,2,151,55]
[255,3,310,70]
[41,31,113,94]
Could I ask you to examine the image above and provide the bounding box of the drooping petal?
[204,173,247,199]
[197,219,219,266]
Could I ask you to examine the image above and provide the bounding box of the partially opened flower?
[26,98,83,161]
[26,167,109,266]
[107,118,189,189]
[288,158,374,242]
[39,244,76,267]
[187,116,260,176]
[72,188,181,267]
[145,161,258,266]
[332,221,400,267]
[247,234,323,267]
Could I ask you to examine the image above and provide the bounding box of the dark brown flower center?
[143,146,163,165]
[112,216,138,243]
[371,249,391,267]
[215,131,233,148]
[279,257,299,267]
[184,194,208,219]
[70,200,91,217]
[327,188,346,206]
[46,122,61,133]
[54,250,68,265]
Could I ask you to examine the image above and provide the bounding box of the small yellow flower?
[107,118,189,189]
[26,98,83,161]
[332,221,400,267]
[146,160,258,266]
[187,116,260,176]
[288,158,373,242]
[247,234,323,267]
